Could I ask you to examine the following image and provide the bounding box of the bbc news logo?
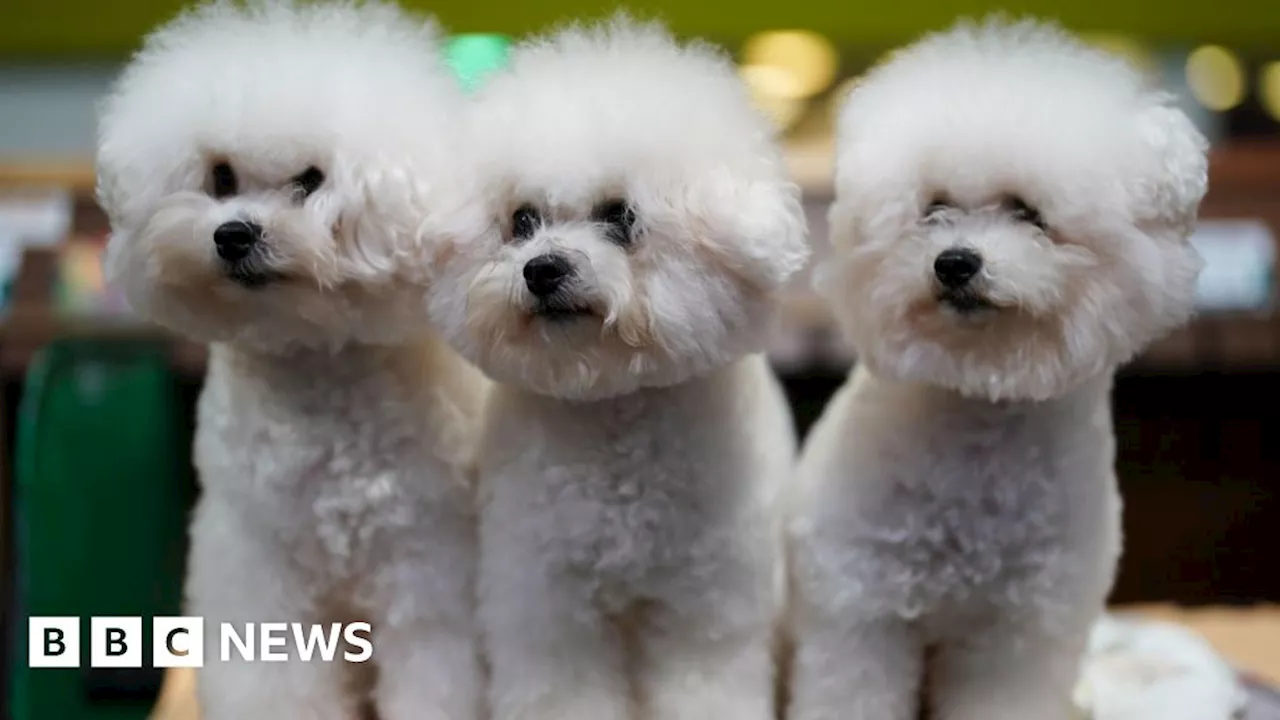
[29,617,373,668]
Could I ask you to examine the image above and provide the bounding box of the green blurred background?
[3,0,1280,163]
[5,0,1280,56]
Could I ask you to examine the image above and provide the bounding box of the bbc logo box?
[28,616,203,669]
[27,617,79,668]
[28,617,371,667]
[153,617,204,667]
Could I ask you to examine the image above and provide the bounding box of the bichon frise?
[96,2,488,717]
[787,17,1207,720]
[427,17,810,720]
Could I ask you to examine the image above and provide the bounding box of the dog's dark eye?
[211,162,237,199]
[924,197,952,219]
[293,166,325,198]
[1007,196,1046,230]
[512,204,541,241]
[593,199,636,245]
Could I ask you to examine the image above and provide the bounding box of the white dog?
[427,17,810,720]
[96,2,488,717]
[787,18,1208,720]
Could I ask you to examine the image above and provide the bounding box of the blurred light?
[1260,62,1280,121]
[1080,32,1156,74]
[741,30,839,100]
[446,34,510,92]
[740,63,807,98]
[739,65,807,130]
[1185,45,1246,112]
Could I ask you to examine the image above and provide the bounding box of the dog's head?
[429,17,808,400]
[822,17,1208,401]
[96,0,477,351]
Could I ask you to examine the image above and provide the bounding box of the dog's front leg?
[635,611,777,720]
[929,620,1088,720]
[373,622,482,720]
[370,511,484,720]
[786,612,923,720]
[481,571,632,720]
[187,500,358,719]
[634,558,782,720]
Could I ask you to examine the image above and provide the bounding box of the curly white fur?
[787,17,1207,720]
[96,2,489,717]
[428,17,808,402]
[427,17,809,720]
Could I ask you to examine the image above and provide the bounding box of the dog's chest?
[197,371,452,582]
[522,401,738,597]
[547,451,707,583]
[842,406,1069,616]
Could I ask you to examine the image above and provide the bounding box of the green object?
[9,338,192,720]
[446,33,511,92]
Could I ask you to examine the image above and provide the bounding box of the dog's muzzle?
[214,220,261,262]
[524,253,574,297]
[523,253,593,320]
[933,247,992,314]
[213,220,279,288]
[934,247,981,289]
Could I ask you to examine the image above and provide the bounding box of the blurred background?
[0,0,1278,718]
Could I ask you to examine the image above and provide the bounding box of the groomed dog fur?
[787,17,1207,720]
[97,2,489,717]
[427,17,809,720]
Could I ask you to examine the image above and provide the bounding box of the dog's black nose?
[213,221,262,262]
[934,248,982,289]
[523,254,574,297]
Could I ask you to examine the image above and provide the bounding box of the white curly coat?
[427,18,810,720]
[787,18,1208,720]
[96,2,489,717]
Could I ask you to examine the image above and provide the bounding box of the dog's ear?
[93,142,147,233]
[93,148,148,293]
[687,169,810,295]
[1133,99,1209,234]
[328,157,441,282]
[94,163,122,226]
[825,191,862,253]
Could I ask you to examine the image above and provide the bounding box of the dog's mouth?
[530,296,596,322]
[936,289,996,315]
[222,261,287,289]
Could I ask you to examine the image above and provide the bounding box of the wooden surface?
[0,161,96,192]
[150,667,197,720]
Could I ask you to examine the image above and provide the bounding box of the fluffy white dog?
[427,18,810,720]
[787,18,1208,720]
[96,2,488,717]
